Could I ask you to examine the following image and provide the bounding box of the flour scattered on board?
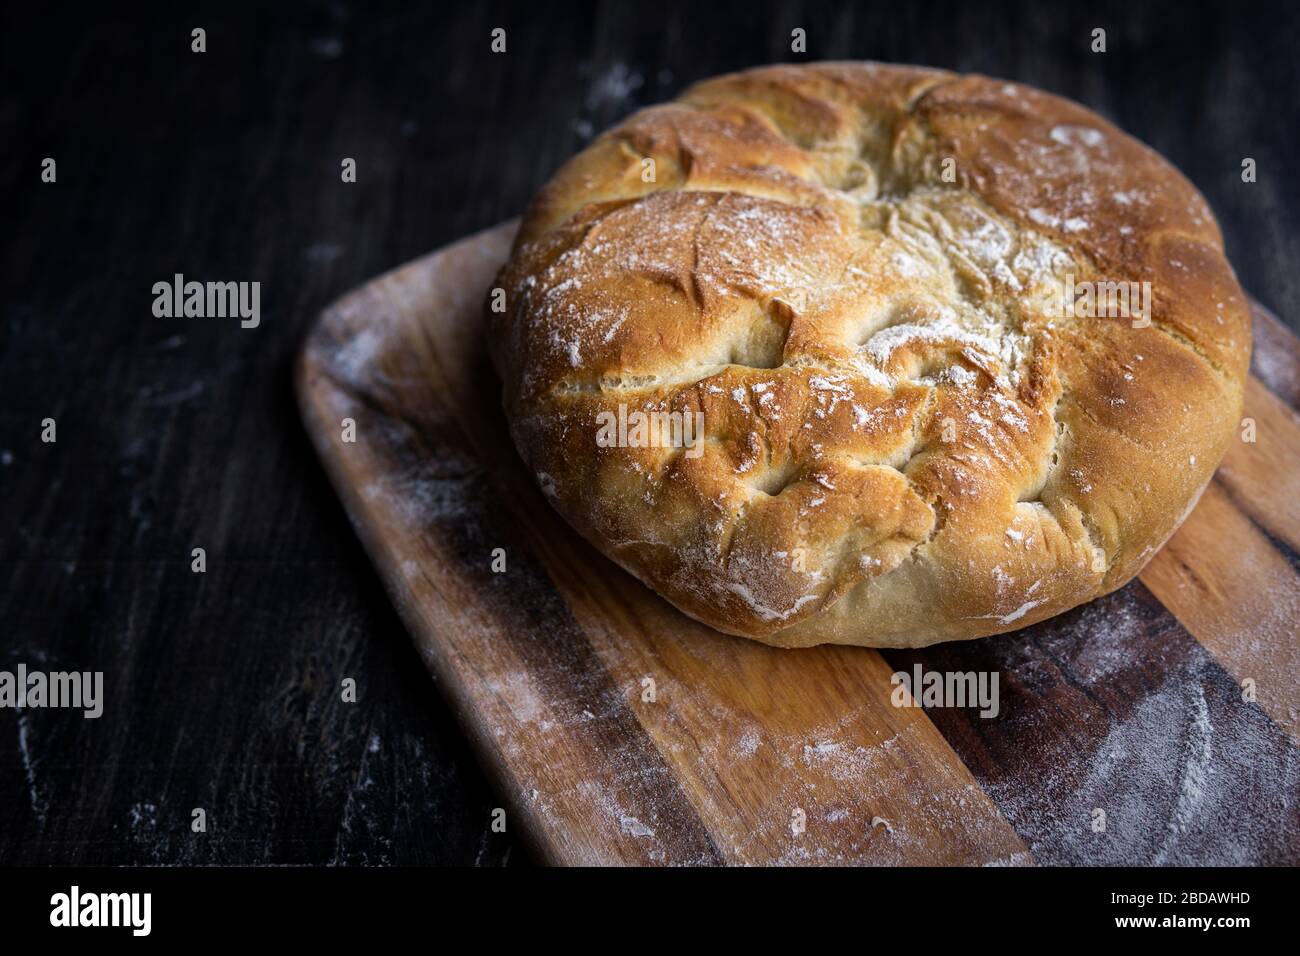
[1154,685,1214,864]
[963,585,1300,865]
[620,815,655,838]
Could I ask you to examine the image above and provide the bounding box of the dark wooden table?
[2,0,1296,865]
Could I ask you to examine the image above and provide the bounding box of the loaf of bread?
[487,62,1250,648]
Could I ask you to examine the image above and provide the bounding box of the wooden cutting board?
[296,220,1300,866]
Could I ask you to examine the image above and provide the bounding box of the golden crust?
[488,62,1251,648]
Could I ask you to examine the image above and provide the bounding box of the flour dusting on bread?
[488,62,1251,648]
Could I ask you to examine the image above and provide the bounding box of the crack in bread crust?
[488,62,1251,648]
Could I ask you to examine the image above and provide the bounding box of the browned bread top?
[488,62,1251,648]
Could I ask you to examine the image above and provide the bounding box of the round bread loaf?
[487,62,1251,648]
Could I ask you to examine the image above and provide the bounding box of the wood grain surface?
[297,220,1300,865]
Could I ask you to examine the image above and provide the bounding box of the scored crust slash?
[486,61,1251,649]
